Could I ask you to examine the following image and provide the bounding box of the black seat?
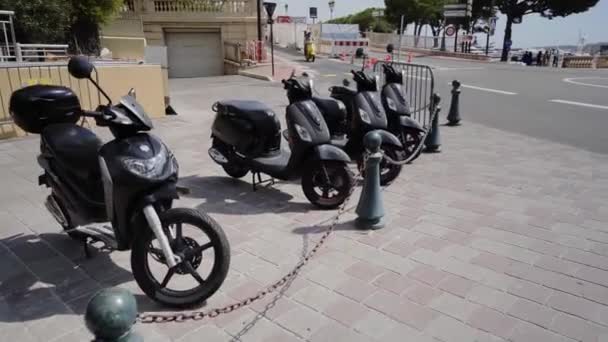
[42,123,103,180]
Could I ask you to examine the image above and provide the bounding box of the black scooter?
[380,63,426,161]
[322,70,404,186]
[9,56,230,308]
[209,74,354,209]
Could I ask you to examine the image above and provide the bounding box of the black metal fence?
[373,61,435,129]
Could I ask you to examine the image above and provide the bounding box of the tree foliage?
[0,0,71,43]
[327,7,395,33]
[0,0,123,54]
[497,0,600,61]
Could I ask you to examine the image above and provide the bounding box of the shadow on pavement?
[180,175,316,214]
[291,220,360,236]
[0,232,133,323]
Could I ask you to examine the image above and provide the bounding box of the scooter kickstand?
[252,172,275,191]
[83,238,93,259]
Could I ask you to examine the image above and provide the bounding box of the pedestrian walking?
[537,51,543,66]
[543,50,550,66]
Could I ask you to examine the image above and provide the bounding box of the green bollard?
[85,288,143,342]
[424,93,442,153]
[356,131,385,230]
[447,80,462,126]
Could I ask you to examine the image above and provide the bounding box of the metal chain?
[137,170,361,324]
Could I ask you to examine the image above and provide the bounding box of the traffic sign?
[309,7,317,19]
[444,10,469,18]
[445,26,456,37]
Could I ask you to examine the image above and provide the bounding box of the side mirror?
[342,79,351,87]
[68,56,94,79]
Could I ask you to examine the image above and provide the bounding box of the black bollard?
[85,288,143,342]
[447,80,462,126]
[424,93,442,153]
[356,131,385,230]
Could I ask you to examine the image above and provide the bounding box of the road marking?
[322,74,337,77]
[457,83,517,95]
[549,99,608,110]
[563,77,608,89]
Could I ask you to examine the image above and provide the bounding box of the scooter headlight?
[386,97,397,111]
[359,109,372,124]
[122,144,174,179]
[294,123,312,142]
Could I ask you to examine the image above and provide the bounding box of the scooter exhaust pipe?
[208,147,229,164]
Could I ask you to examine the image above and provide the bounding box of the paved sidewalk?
[1,76,608,341]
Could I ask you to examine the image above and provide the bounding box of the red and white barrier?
[319,39,370,57]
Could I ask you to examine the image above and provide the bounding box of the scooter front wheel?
[131,208,230,308]
[302,161,354,210]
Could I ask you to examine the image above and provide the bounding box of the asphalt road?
[275,47,608,154]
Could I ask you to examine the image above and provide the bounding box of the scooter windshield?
[119,95,154,130]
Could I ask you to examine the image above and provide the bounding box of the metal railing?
[152,0,251,14]
[0,43,69,63]
[373,61,435,129]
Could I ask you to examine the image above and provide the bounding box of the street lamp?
[329,0,335,20]
[263,2,277,77]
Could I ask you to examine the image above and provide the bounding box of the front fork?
[142,205,181,268]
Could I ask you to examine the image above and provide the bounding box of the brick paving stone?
[353,310,403,339]
[334,277,378,302]
[468,306,518,339]
[382,240,418,257]
[437,275,475,298]
[510,321,576,342]
[274,305,331,339]
[558,314,608,342]
[408,264,449,286]
[424,314,480,342]
[363,290,438,331]
[403,282,443,305]
[309,320,373,342]
[507,298,558,328]
[372,272,416,295]
[414,236,452,252]
[292,282,343,312]
[322,297,370,326]
[344,261,386,283]
[507,279,553,304]
[467,285,519,313]
[379,324,438,342]
[547,292,608,327]
[471,252,513,273]
[177,324,234,342]
[429,292,481,322]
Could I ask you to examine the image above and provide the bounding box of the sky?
[279,0,608,48]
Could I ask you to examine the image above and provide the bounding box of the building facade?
[102,0,259,78]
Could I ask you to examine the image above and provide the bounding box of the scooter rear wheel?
[302,161,354,210]
[131,208,230,308]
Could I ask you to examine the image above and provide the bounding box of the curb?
[238,70,273,82]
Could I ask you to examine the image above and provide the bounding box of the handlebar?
[82,106,116,122]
